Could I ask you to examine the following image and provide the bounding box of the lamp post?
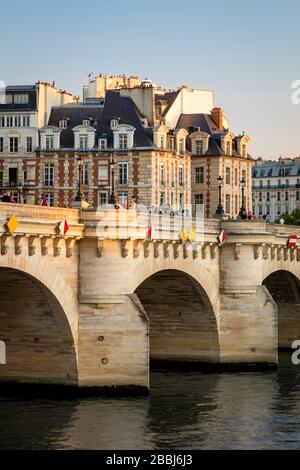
[239,176,247,219]
[109,157,116,205]
[17,182,23,204]
[215,175,224,217]
[72,155,89,209]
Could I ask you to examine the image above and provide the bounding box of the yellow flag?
[188,227,196,243]
[7,214,19,235]
[181,228,188,244]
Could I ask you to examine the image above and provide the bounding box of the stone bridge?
[0,203,300,391]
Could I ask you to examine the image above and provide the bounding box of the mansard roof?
[176,113,253,159]
[48,91,154,149]
[253,160,300,178]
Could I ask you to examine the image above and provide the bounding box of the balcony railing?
[253,184,300,190]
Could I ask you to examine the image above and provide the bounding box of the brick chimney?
[210,107,223,130]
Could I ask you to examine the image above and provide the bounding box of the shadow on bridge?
[0,268,78,386]
[135,269,220,367]
[263,270,300,350]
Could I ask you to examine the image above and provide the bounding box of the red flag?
[58,219,70,236]
[218,229,226,246]
[147,225,156,240]
[288,234,297,248]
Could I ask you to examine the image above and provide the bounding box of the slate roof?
[48,103,104,148]
[48,91,154,149]
[0,84,37,111]
[177,113,253,159]
[252,161,300,178]
[155,90,180,117]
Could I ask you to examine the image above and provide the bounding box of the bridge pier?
[77,294,149,390]
[219,242,278,367]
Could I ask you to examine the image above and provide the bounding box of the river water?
[0,352,299,450]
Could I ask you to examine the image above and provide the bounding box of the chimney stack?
[211,107,223,130]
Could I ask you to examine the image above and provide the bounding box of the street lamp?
[73,155,89,209]
[239,176,247,219]
[215,175,224,217]
[109,158,116,205]
[17,182,23,204]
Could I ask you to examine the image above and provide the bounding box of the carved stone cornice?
[66,238,76,258]
[121,240,129,258]
[143,240,150,258]
[0,234,9,255]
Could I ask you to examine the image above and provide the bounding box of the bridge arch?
[263,269,300,349]
[134,269,220,365]
[132,259,220,316]
[0,260,78,386]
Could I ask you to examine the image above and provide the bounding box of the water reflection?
[0,353,299,449]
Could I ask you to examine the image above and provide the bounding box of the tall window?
[226,167,231,185]
[83,162,89,185]
[44,164,54,187]
[242,144,247,157]
[14,115,21,127]
[23,115,30,127]
[160,192,165,205]
[7,116,13,127]
[171,162,175,186]
[79,135,88,151]
[277,192,281,201]
[26,137,32,152]
[0,137,3,153]
[195,140,204,155]
[179,138,184,155]
[119,192,128,207]
[235,168,238,186]
[14,94,29,104]
[160,163,165,185]
[297,191,300,201]
[259,192,262,201]
[9,137,18,153]
[235,195,238,213]
[226,141,231,155]
[160,135,165,149]
[195,167,204,184]
[195,194,204,207]
[285,191,289,201]
[46,135,54,151]
[0,171,3,187]
[98,191,107,207]
[225,194,230,213]
[179,193,184,209]
[266,192,270,202]
[242,169,246,180]
[119,133,128,150]
[179,165,184,186]
[45,193,54,206]
[0,116,5,127]
[118,162,128,185]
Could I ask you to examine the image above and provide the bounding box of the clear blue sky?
[1,0,300,159]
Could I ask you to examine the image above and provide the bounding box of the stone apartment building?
[0,82,77,204]
[0,74,253,216]
[252,157,300,221]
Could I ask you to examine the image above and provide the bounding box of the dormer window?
[195,140,204,155]
[178,138,185,155]
[242,144,247,158]
[160,135,165,149]
[119,133,128,150]
[226,141,231,156]
[111,118,119,129]
[99,138,107,150]
[59,119,68,129]
[80,135,88,151]
[83,119,90,126]
[113,124,135,151]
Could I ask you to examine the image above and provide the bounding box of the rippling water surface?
[0,353,299,449]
